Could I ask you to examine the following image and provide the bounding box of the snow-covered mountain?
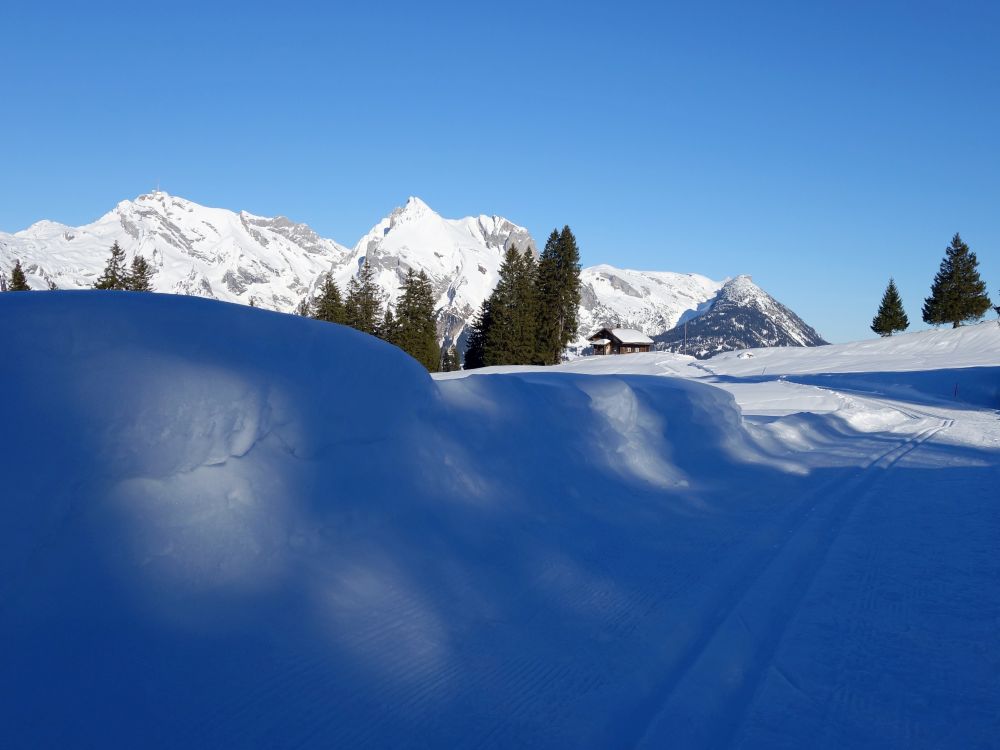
[575,265,723,348]
[327,196,536,352]
[653,275,828,358]
[0,191,349,309]
[0,192,826,358]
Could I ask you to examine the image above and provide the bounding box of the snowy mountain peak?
[654,273,827,357]
[332,198,537,351]
[402,195,432,214]
[14,219,71,238]
[1,192,348,309]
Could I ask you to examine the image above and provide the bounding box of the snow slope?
[3,293,999,747]
[4,293,1000,748]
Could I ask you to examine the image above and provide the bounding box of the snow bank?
[705,321,1000,410]
[1,292,794,748]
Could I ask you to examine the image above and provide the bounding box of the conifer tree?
[440,346,460,372]
[464,299,491,370]
[381,307,399,343]
[344,260,383,335]
[483,246,522,365]
[922,233,992,328]
[125,254,155,291]
[94,242,128,290]
[295,297,311,316]
[482,245,538,366]
[9,260,31,291]
[394,269,440,371]
[0,269,7,292]
[870,278,909,336]
[514,248,539,363]
[534,226,581,364]
[312,274,346,324]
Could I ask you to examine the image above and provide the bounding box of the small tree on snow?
[870,278,909,336]
[9,260,31,291]
[94,242,128,290]
[125,255,155,292]
[922,233,992,328]
[311,275,347,324]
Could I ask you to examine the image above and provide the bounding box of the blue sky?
[2,1,997,342]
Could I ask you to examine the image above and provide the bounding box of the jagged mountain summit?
[1,192,827,359]
[653,275,828,358]
[0,191,349,308]
[327,196,537,352]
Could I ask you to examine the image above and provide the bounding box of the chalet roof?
[610,328,653,345]
[589,327,654,345]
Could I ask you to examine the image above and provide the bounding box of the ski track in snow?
[630,409,953,748]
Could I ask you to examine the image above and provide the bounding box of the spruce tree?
[440,346,460,372]
[295,297,311,317]
[870,278,909,337]
[483,246,522,365]
[344,260,383,335]
[464,299,491,370]
[534,226,581,364]
[513,248,539,363]
[0,270,7,292]
[312,274,346,324]
[125,254,155,291]
[394,269,440,371]
[481,245,539,366]
[922,233,992,328]
[381,307,399,343]
[94,242,128,290]
[9,260,31,291]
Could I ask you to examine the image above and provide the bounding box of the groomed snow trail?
[631,400,955,748]
[3,295,999,748]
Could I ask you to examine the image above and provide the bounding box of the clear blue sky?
[2,1,998,342]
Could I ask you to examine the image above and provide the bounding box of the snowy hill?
[3,292,1000,747]
[652,274,828,358]
[1,193,826,356]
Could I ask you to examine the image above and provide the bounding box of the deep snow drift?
[3,293,998,748]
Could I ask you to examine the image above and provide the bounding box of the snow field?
[2,292,998,748]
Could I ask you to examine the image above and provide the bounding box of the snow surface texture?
[3,292,998,748]
[0,193,825,355]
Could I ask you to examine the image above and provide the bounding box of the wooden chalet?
[588,328,654,355]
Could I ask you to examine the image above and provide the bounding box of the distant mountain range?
[0,192,827,358]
